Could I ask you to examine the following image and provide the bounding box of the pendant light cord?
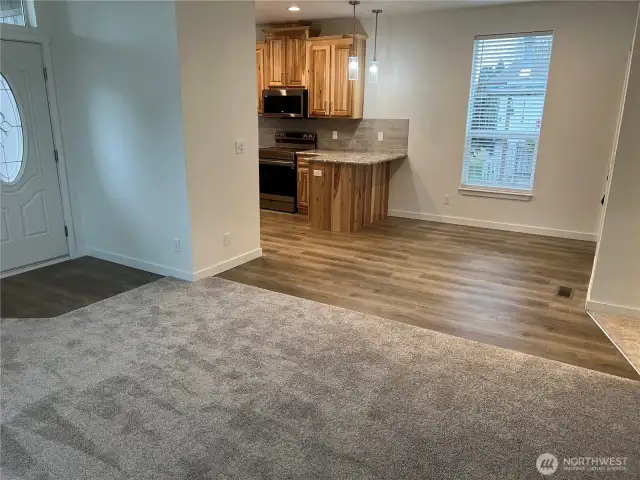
[353,3,356,42]
[373,11,379,61]
[352,2,356,57]
[348,1,359,57]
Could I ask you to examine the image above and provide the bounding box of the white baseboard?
[191,248,262,281]
[87,248,193,281]
[88,247,263,282]
[586,300,640,320]
[388,209,597,241]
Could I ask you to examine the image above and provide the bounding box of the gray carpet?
[1,277,638,480]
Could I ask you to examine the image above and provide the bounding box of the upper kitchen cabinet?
[263,26,312,88]
[256,41,266,113]
[265,35,287,87]
[309,43,331,116]
[308,36,366,119]
[286,32,308,87]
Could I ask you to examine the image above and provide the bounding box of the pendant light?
[348,1,360,81]
[368,9,382,83]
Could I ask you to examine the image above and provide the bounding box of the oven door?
[262,89,307,118]
[259,158,297,213]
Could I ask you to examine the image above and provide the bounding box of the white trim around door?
[1,25,80,264]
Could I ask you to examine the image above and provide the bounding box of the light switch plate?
[332,131,338,140]
[378,132,384,141]
[235,141,245,154]
[313,170,322,177]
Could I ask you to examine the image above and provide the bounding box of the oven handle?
[259,158,295,168]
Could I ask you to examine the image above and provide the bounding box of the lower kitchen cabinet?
[308,161,391,233]
[297,158,310,214]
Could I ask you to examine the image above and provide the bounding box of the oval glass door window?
[0,72,24,184]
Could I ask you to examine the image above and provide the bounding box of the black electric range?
[258,131,316,213]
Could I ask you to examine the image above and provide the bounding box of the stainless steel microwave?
[262,89,308,118]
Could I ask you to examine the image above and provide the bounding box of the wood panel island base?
[301,151,407,233]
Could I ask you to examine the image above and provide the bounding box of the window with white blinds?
[461,32,554,193]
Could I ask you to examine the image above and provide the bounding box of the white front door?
[0,40,68,273]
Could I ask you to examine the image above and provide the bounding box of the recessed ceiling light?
[288,5,300,12]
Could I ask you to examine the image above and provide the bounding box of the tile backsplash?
[259,117,409,153]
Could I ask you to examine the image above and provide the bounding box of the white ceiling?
[255,0,534,23]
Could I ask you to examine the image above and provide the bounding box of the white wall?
[42,0,194,278]
[589,6,640,317]
[175,0,261,279]
[357,1,638,240]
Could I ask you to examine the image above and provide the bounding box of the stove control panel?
[275,131,317,144]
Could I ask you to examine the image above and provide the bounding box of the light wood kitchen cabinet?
[266,36,287,87]
[297,166,310,214]
[256,41,266,113]
[308,160,392,233]
[308,36,366,119]
[297,156,311,214]
[258,27,367,118]
[285,32,308,87]
[264,27,311,88]
[309,43,331,116]
[331,41,354,117]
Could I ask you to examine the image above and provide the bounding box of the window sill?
[458,187,533,201]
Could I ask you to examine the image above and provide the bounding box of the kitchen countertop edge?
[296,150,407,165]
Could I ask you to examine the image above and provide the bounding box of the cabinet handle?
[281,72,285,84]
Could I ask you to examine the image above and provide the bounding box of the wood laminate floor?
[589,312,640,375]
[1,257,162,318]
[220,210,639,380]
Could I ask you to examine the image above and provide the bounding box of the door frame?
[1,26,79,276]
[597,48,633,241]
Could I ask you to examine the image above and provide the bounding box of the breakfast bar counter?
[297,150,407,233]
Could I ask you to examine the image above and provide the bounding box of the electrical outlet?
[173,238,181,252]
[223,232,231,246]
[332,131,338,140]
[377,131,384,141]
[235,141,245,154]
[444,195,450,205]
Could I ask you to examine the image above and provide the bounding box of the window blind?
[461,32,554,192]
[0,0,26,26]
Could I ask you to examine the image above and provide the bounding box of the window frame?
[459,31,554,200]
[0,71,26,185]
[0,0,37,28]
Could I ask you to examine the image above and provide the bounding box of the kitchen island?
[297,150,407,233]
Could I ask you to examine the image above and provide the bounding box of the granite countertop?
[296,150,407,165]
